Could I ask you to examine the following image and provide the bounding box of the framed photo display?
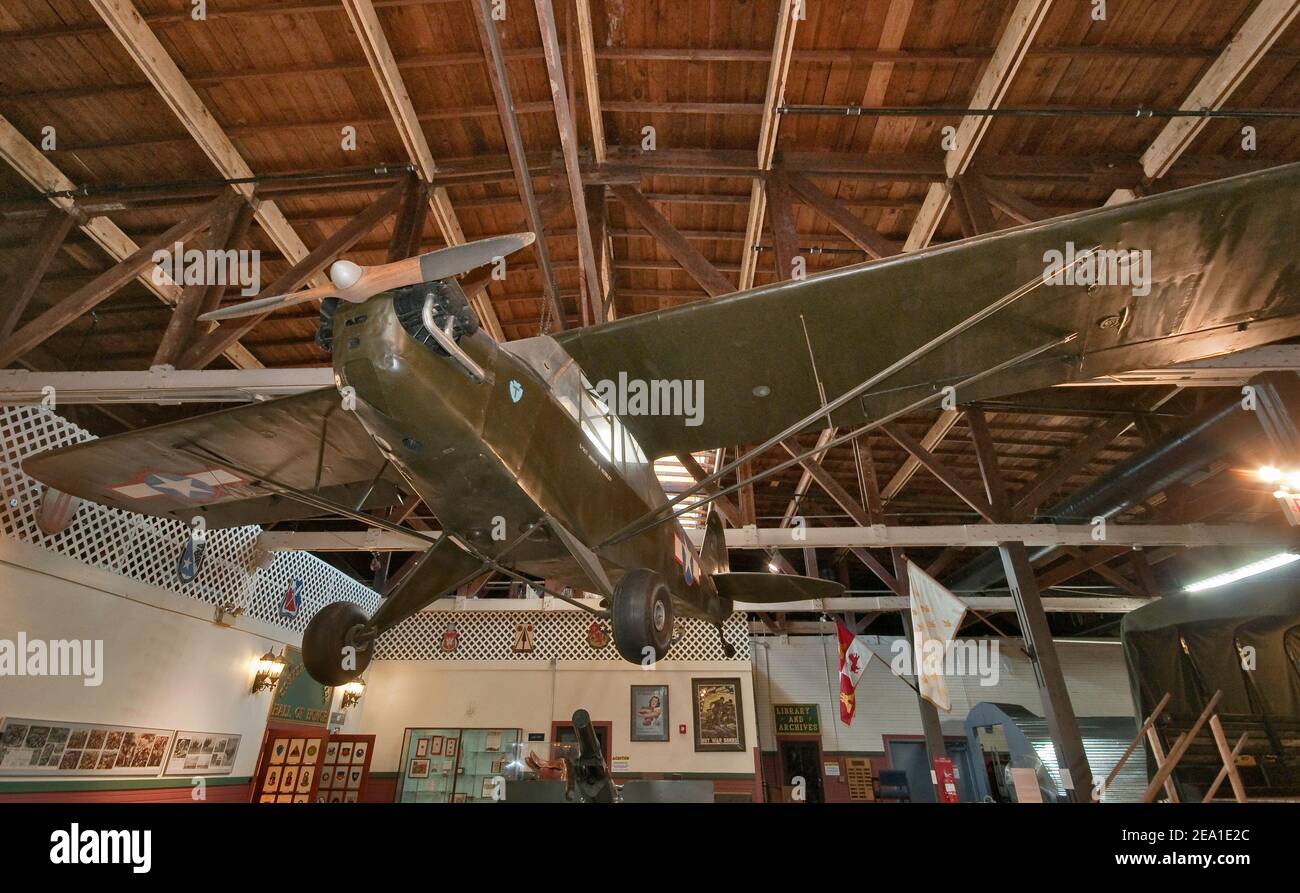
[164,731,241,776]
[691,678,745,752]
[0,717,173,776]
[630,685,669,742]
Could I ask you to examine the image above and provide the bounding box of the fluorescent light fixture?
[1183,551,1300,593]
[1259,465,1282,484]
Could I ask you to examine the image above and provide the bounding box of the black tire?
[302,601,372,686]
[611,569,674,664]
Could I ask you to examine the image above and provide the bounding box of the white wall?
[358,658,758,777]
[752,634,1135,753]
[0,537,326,782]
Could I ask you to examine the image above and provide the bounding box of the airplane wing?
[20,388,406,527]
[556,163,1300,459]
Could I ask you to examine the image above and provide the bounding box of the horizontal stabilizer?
[712,572,843,604]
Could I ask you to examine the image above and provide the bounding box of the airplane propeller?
[198,231,536,322]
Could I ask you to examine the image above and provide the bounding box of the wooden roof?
[1,0,1297,616]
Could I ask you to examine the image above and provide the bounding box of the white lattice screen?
[0,405,379,633]
[374,609,750,662]
[0,405,748,662]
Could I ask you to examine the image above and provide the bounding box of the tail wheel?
[302,601,372,686]
[611,568,675,664]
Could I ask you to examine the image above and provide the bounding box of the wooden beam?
[574,0,606,165]
[1013,415,1134,517]
[341,0,504,340]
[782,171,901,259]
[738,0,801,291]
[965,408,1012,518]
[781,428,839,526]
[180,180,408,369]
[386,173,427,262]
[152,190,250,367]
[535,0,604,324]
[949,174,997,237]
[976,174,1052,224]
[881,410,961,501]
[471,0,566,330]
[903,0,1052,250]
[882,422,998,522]
[90,0,326,291]
[0,197,220,369]
[765,173,801,281]
[610,186,734,297]
[0,206,76,341]
[675,451,744,528]
[0,113,260,369]
[1140,0,1300,180]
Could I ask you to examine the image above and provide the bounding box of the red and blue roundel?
[280,579,303,618]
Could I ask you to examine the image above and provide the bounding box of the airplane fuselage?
[330,288,731,624]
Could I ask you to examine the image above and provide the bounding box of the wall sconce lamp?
[340,678,367,710]
[251,648,287,694]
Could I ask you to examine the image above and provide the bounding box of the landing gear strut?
[611,568,674,664]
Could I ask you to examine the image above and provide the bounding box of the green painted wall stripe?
[0,775,251,793]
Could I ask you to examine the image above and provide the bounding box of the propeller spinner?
[198,232,535,322]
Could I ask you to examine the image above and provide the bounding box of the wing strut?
[596,252,1099,548]
[598,332,1077,547]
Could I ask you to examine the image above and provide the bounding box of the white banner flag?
[907,560,968,712]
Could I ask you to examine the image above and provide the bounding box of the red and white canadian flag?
[836,620,873,725]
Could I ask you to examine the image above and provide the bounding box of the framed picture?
[429,735,443,756]
[164,731,240,776]
[408,758,430,779]
[691,678,745,752]
[415,737,429,758]
[0,717,173,777]
[445,737,458,759]
[630,685,670,742]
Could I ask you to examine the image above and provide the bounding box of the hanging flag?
[906,559,968,713]
[836,619,873,725]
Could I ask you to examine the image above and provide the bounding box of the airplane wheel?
[611,569,674,664]
[302,601,372,686]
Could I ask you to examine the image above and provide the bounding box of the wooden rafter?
[882,422,998,522]
[535,0,604,325]
[1138,0,1300,182]
[781,171,901,259]
[90,0,324,293]
[340,0,504,340]
[0,206,75,341]
[180,180,408,369]
[903,0,1053,250]
[881,410,962,502]
[0,114,260,370]
[611,186,734,298]
[0,196,223,369]
[471,0,566,330]
[738,0,800,291]
[152,190,251,368]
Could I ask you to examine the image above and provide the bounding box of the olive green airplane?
[21,162,1300,687]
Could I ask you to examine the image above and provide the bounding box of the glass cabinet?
[396,727,520,803]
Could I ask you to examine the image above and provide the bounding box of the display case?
[395,727,520,803]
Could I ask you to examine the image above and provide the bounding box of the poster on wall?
[163,731,241,776]
[630,685,670,742]
[691,678,745,752]
[0,717,173,777]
